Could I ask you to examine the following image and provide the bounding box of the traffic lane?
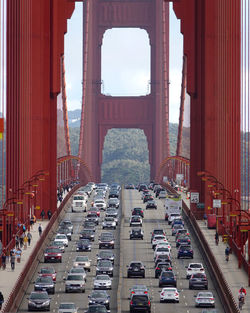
[120,190,224,313]
[17,200,120,313]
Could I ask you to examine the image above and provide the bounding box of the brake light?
[156,267,160,270]
[144,291,148,294]
[148,301,151,305]
[175,292,179,296]
[210,298,214,301]
[131,291,135,294]
[130,301,133,305]
[161,292,164,296]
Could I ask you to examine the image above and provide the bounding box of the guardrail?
[2,184,81,313]
[162,183,240,313]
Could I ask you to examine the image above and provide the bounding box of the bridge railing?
[162,182,240,313]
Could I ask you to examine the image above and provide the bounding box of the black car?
[85,304,108,313]
[99,232,115,249]
[155,254,172,267]
[88,290,110,310]
[130,292,151,313]
[125,184,135,189]
[76,239,92,252]
[27,291,51,311]
[155,187,165,197]
[59,220,73,233]
[159,271,177,287]
[138,184,147,192]
[96,260,114,276]
[127,261,145,278]
[176,236,191,247]
[145,200,157,209]
[131,207,144,218]
[57,227,72,241]
[97,250,115,264]
[155,262,172,278]
[130,228,144,240]
[79,229,95,241]
[34,277,55,294]
[108,190,119,198]
[177,245,194,259]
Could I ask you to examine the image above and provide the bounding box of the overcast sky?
[64,2,183,123]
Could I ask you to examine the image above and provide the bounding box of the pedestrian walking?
[27,232,32,246]
[19,233,24,248]
[15,235,19,249]
[22,224,26,233]
[0,240,2,257]
[30,215,35,229]
[23,234,28,249]
[16,248,22,263]
[40,210,45,220]
[47,210,52,220]
[10,251,15,270]
[0,291,4,310]
[1,252,6,270]
[38,224,42,237]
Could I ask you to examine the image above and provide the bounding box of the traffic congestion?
[18,182,223,313]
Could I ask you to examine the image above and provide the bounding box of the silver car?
[58,303,78,313]
[102,217,116,229]
[73,256,91,271]
[64,274,85,293]
[69,267,87,281]
[195,292,215,308]
[93,275,112,290]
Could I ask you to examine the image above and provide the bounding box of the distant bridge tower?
[78,0,170,181]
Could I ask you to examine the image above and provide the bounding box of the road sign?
[163,176,168,182]
[176,174,184,181]
[213,199,221,208]
[190,192,199,203]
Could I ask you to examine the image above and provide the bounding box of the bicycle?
[239,295,245,310]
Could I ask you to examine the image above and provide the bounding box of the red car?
[44,246,62,263]
[38,267,57,281]
[89,208,100,217]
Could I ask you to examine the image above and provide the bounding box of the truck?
[71,194,87,212]
[164,194,182,221]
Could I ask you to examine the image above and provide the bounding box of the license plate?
[51,257,55,259]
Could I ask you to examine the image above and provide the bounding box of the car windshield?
[131,285,147,291]
[95,275,110,281]
[163,288,176,292]
[157,247,169,252]
[162,271,174,278]
[198,292,213,298]
[95,200,104,204]
[131,262,142,267]
[70,268,85,273]
[40,268,54,274]
[79,240,90,244]
[98,260,112,267]
[99,251,113,257]
[67,275,84,281]
[36,277,53,283]
[159,263,171,268]
[30,292,49,299]
[153,230,164,234]
[132,217,141,221]
[75,256,88,261]
[190,264,202,268]
[105,217,114,221]
[91,291,108,298]
[73,196,84,200]
[59,303,76,309]
[46,248,61,253]
[82,230,93,234]
[56,235,66,239]
[88,306,107,313]
[132,295,148,304]
[52,241,63,246]
[154,236,165,240]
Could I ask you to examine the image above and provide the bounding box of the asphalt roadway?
[17,188,225,313]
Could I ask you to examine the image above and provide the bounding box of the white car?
[160,287,179,303]
[129,215,142,227]
[64,274,85,293]
[154,246,171,260]
[93,199,107,211]
[54,234,68,247]
[155,241,171,251]
[93,274,112,290]
[152,235,168,249]
[102,217,116,229]
[186,263,205,279]
[168,213,182,225]
[195,292,215,308]
[73,256,91,271]
[159,190,167,199]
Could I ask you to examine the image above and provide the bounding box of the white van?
[164,194,182,220]
[72,194,87,212]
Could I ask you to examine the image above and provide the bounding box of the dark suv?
[159,270,177,287]
[127,261,145,278]
[99,232,115,249]
[130,228,144,240]
[155,262,172,278]
[130,292,151,313]
[132,207,144,218]
[88,290,110,310]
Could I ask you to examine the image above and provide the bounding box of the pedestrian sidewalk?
[0,220,49,312]
[180,191,249,311]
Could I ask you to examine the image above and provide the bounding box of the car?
[27,291,51,311]
[34,276,55,294]
[76,239,92,252]
[108,190,119,198]
[38,267,57,281]
[155,254,172,267]
[129,215,142,227]
[96,260,114,276]
[79,229,95,241]
[176,236,191,247]
[125,184,135,189]
[57,227,72,241]
[82,221,96,231]
[85,304,108,313]
[127,261,145,278]
[51,240,65,253]
[177,245,194,259]
[168,213,182,225]
[107,198,119,208]
[151,229,166,242]
[64,274,86,293]
[172,218,184,227]
[93,199,107,211]
[69,267,87,281]
[73,255,91,271]
[93,274,112,290]
[145,200,157,209]
[186,263,205,279]
[129,285,149,298]
[89,207,101,217]
[58,302,78,313]
[54,234,68,247]
[88,290,110,310]
[96,250,115,264]
[59,220,73,233]
[99,232,115,249]
[155,241,171,251]
[195,292,215,308]
[155,261,172,278]
[201,310,218,313]
[129,292,151,313]
[141,190,150,200]
[154,246,171,260]
[189,273,208,289]
[105,208,118,223]
[171,224,184,236]
[159,270,177,287]
[152,235,168,249]
[102,217,116,229]
[175,229,189,239]
[130,228,144,240]
[160,287,179,303]
[158,190,167,199]
[131,207,144,218]
[138,184,147,191]
[143,194,154,203]
[85,213,99,225]
[156,188,165,197]
[44,247,62,263]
